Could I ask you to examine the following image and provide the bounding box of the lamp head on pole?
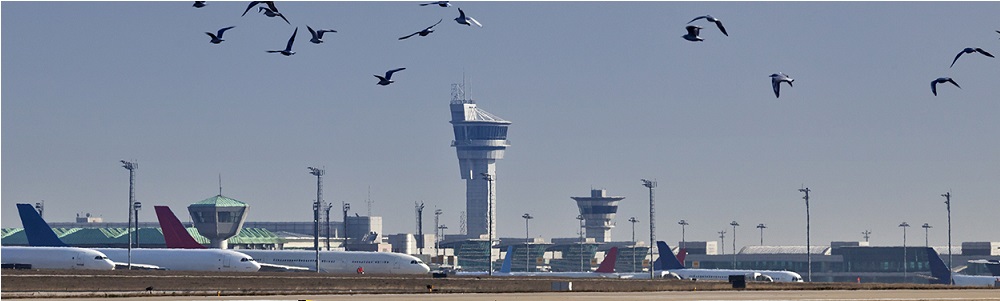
[522,213,533,220]
[307,167,325,177]
[640,179,656,188]
[757,223,766,229]
[899,222,910,228]
[678,219,688,226]
[121,160,137,170]
[922,223,931,229]
[730,221,740,227]
[629,217,639,223]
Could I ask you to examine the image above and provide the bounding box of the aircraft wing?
[257,262,311,272]
[114,262,165,270]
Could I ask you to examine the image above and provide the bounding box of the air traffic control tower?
[188,195,249,249]
[449,85,511,238]
[572,189,624,243]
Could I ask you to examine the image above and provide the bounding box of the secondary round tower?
[572,189,625,243]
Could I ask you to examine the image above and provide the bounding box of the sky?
[2,1,999,250]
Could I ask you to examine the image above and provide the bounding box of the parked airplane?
[1,246,115,270]
[654,241,803,282]
[16,203,260,272]
[968,259,1000,276]
[498,246,622,278]
[155,206,430,275]
[927,248,999,287]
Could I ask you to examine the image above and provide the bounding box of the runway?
[17,289,1000,301]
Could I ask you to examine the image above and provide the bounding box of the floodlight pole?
[641,179,657,280]
[121,160,137,270]
[899,222,910,282]
[134,202,142,248]
[435,209,443,257]
[718,230,726,255]
[730,221,739,268]
[862,230,872,243]
[922,223,932,248]
[678,220,689,250]
[577,215,585,272]
[942,192,952,285]
[522,213,533,272]
[757,223,767,246]
[308,166,325,273]
[629,217,639,272]
[482,173,495,275]
[799,187,812,282]
[324,203,333,251]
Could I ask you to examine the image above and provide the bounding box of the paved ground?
[3,269,997,300]
[10,290,1000,301]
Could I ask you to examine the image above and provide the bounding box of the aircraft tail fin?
[676,248,688,268]
[655,241,686,270]
[154,206,206,249]
[499,245,514,273]
[926,247,953,285]
[595,247,619,273]
[16,203,68,247]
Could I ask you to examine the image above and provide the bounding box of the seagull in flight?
[950,47,994,68]
[307,26,337,44]
[769,72,794,98]
[205,26,235,44]
[688,15,728,36]
[258,6,290,25]
[931,77,960,96]
[419,1,451,7]
[682,25,703,42]
[242,1,277,16]
[267,27,297,56]
[454,8,482,27]
[375,68,406,86]
[193,1,206,8]
[399,19,443,40]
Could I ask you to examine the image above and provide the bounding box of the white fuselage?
[239,250,430,275]
[95,248,260,272]
[670,269,803,282]
[2,246,115,270]
[953,274,999,287]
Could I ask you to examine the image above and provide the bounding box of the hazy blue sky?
[3,1,998,249]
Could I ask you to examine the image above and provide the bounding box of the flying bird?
[688,15,728,36]
[205,26,235,44]
[950,47,994,68]
[931,77,960,96]
[682,25,703,42]
[454,8,482,27]
[307,26,337,44]
[193,1,206,8]
[375,68,406,86]
[399,19,443,40]
[266,27,298,56]
[242,1,277,16]
[769,72,794,98]
[419,1,451,7]
[258,6,290,25]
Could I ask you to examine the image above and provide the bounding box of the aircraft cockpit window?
[240,258,256,262]
[94,256,108,260]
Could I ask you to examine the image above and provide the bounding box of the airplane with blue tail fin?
[652,241,803,282]
[16,203,259,272]
[927,247,998,286]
